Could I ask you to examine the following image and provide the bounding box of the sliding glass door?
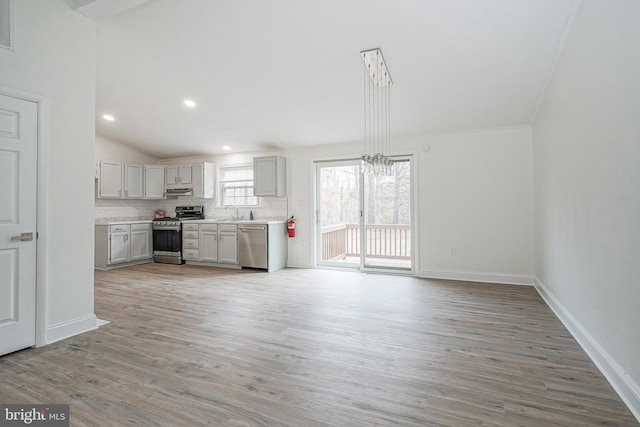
[362,158,412,270]
[316,156,413,272]
[316,160,361,268]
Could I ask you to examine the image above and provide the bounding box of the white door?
[0,95,38,356]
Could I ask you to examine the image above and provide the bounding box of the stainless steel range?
[152,206,204,264]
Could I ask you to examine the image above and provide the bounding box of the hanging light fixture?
[360,48,394,176]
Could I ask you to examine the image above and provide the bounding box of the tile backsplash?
[95,196,288,221]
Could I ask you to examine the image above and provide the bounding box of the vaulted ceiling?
[83,0,579,159]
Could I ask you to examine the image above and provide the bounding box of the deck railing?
[321,223,411,261]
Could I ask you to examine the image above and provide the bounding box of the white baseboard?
[419,269,534,286]
[286,263,312,269]
[534,277,640,423]
[46,314,98,345]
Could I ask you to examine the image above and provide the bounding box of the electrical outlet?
[449,247,457,255]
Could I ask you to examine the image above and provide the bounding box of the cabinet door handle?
[125,190,128,197]
[119,190,122,197]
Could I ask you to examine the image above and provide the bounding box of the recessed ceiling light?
[103,114,115,121]
[184,99,196,108]
[222,145,231,151]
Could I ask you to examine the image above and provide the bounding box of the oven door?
[152,227,183,263]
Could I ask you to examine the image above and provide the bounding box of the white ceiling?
[92,0,579,159]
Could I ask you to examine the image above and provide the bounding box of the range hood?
[165,188,193,196]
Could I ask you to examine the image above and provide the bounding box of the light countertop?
[187,219,286,225]
[95,218,286,225]
[95,218,152,225]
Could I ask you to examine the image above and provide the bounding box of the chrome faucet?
[225,204,239,220]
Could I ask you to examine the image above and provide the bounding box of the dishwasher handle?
[239,226,266,231]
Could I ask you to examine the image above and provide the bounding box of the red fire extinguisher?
[287,216,296,238]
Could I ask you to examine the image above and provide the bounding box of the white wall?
[95,134,158,164]
[263,127,534,280]
[419,127,534,284]
[533,0,640,418]
[94,134,160,220]
[150,127,534,281]
[0,1,97,340]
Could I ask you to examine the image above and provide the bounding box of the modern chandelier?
[360,48,394,176]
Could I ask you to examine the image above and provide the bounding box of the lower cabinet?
[130,225,152,260]
[183,222,238,266]
[95,222,152,269]
[217,224,238,264]
[199,224,218,262]
[182,223,200,261]
[109,228,130,264]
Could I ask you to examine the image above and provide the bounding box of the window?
[218,165,259,207]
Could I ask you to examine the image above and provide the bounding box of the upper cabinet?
[97,161,166,199]
[166,164,193,188]
[97,160,214,200]
[193,162,215,199]
[144,165,165,199]
[254,156,286,197]
[98,161,123,198]
[124,164,144,198]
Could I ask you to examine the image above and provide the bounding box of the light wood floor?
[1,265,637,426]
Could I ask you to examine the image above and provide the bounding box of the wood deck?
[1,264,636,426]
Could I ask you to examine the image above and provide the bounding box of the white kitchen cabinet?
[144,165,165,199]
[166,164,193,187]
[183,222,238,266]
[218,224,238,264]
[98,161,123,198]
[95,223,152,269]
[199,224,218,262]
[253,156,286,196]
[98,161,164,200]
[130,224,152,260]
[166,165,178,185]
[182,223,200,261]
[124,164,144,198]
[192,162,215,199]
[109,229,130,264]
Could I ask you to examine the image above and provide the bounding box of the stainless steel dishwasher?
[238,224,268,269]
